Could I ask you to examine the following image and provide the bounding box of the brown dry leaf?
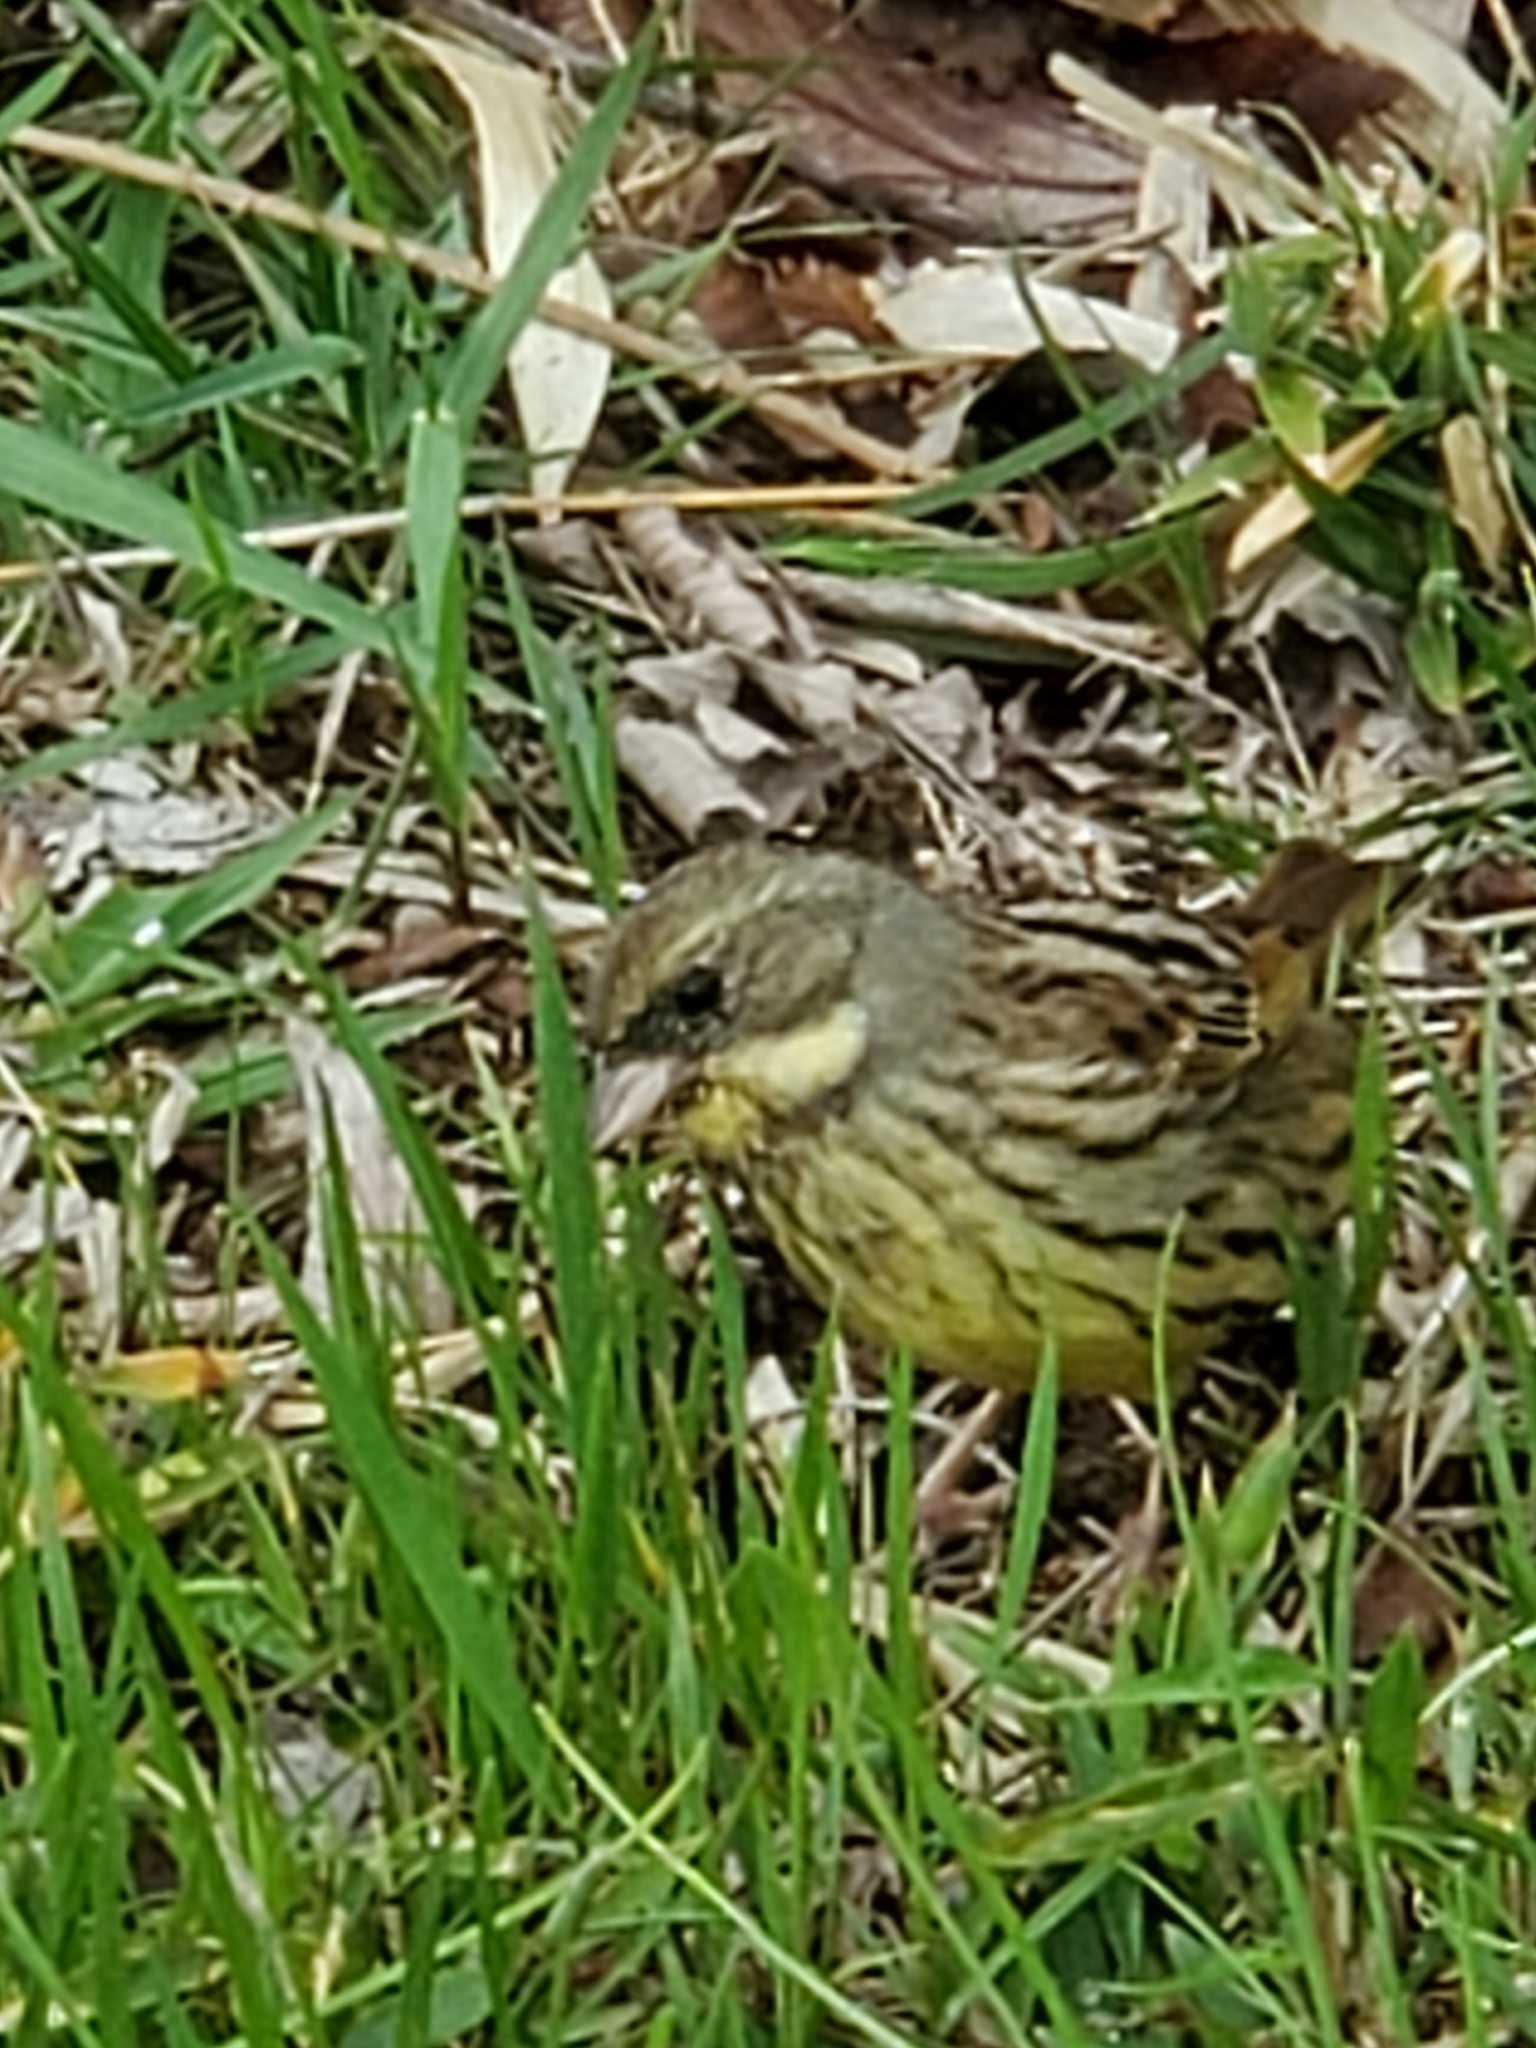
[1198,0,1501,184]
[1453,857,1536,917]
[400,27,611,507]
[343,915,491,993]
[0,806,51,952]
[694,0,1139,244]
[1353,1541,1458,1661]
[1062,0,1495,181]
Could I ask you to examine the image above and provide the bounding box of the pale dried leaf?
[1051,53,1323,234]
[401,30,612,506]
[903,374,985,471]
[0,1185,96,1266]
[1230,556,1406,682]
[779,564,1190,677]
[816,630,926,688]
[74,589,132,692]
[1128,128,1213,327]
[1055,0,1178,20]
[0,1122,33,1202]
[289,1017,456,1333]
[1227,418,1393,576]
[745,1352,804,1481]
[19,788,282,890]
[694,699,792,767]
[76,755,160,800]
[102,793,281,874]
[171,1285,288,1339]
[286,849,607,938]
[745,656,861,746]
[614,716,769,839]
[262,1706,383,1840]
[139,1057,201,1172]
[871,263,1181,374]
[625,646,742,711]
[1440,413,1509,578]
[1405,228,1486,323]
[79,1200,122,1355]
[880,666,995,782]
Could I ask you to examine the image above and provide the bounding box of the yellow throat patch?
[680,1000,869,1158]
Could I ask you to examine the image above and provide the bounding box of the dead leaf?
[400,28,612,507]
[871,262,1181,376]
[1354,1541,1457,1661]
[94,1345,247,1401]
[1226,417,1394,576]
[1440,413,1509,579]
[696,0,1139,244]
[289,1017,458,1333]
[620,507,781,651]
[613,716,770,839]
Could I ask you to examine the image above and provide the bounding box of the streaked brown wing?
[959,894,1262,1094]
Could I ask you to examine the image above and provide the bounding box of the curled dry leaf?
[10,787,283,895]
[779,565,1189,679]
[877,666,996,784]
[619,507,780,651]
[613,716,771,840]
[0,1186,97,1267]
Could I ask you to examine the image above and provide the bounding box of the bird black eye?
[671,964,724,1021]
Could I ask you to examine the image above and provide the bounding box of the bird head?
[586,843,911,1159]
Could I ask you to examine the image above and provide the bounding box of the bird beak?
[587,1053,691,1151]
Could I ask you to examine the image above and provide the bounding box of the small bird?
[586,840,1382,1399]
